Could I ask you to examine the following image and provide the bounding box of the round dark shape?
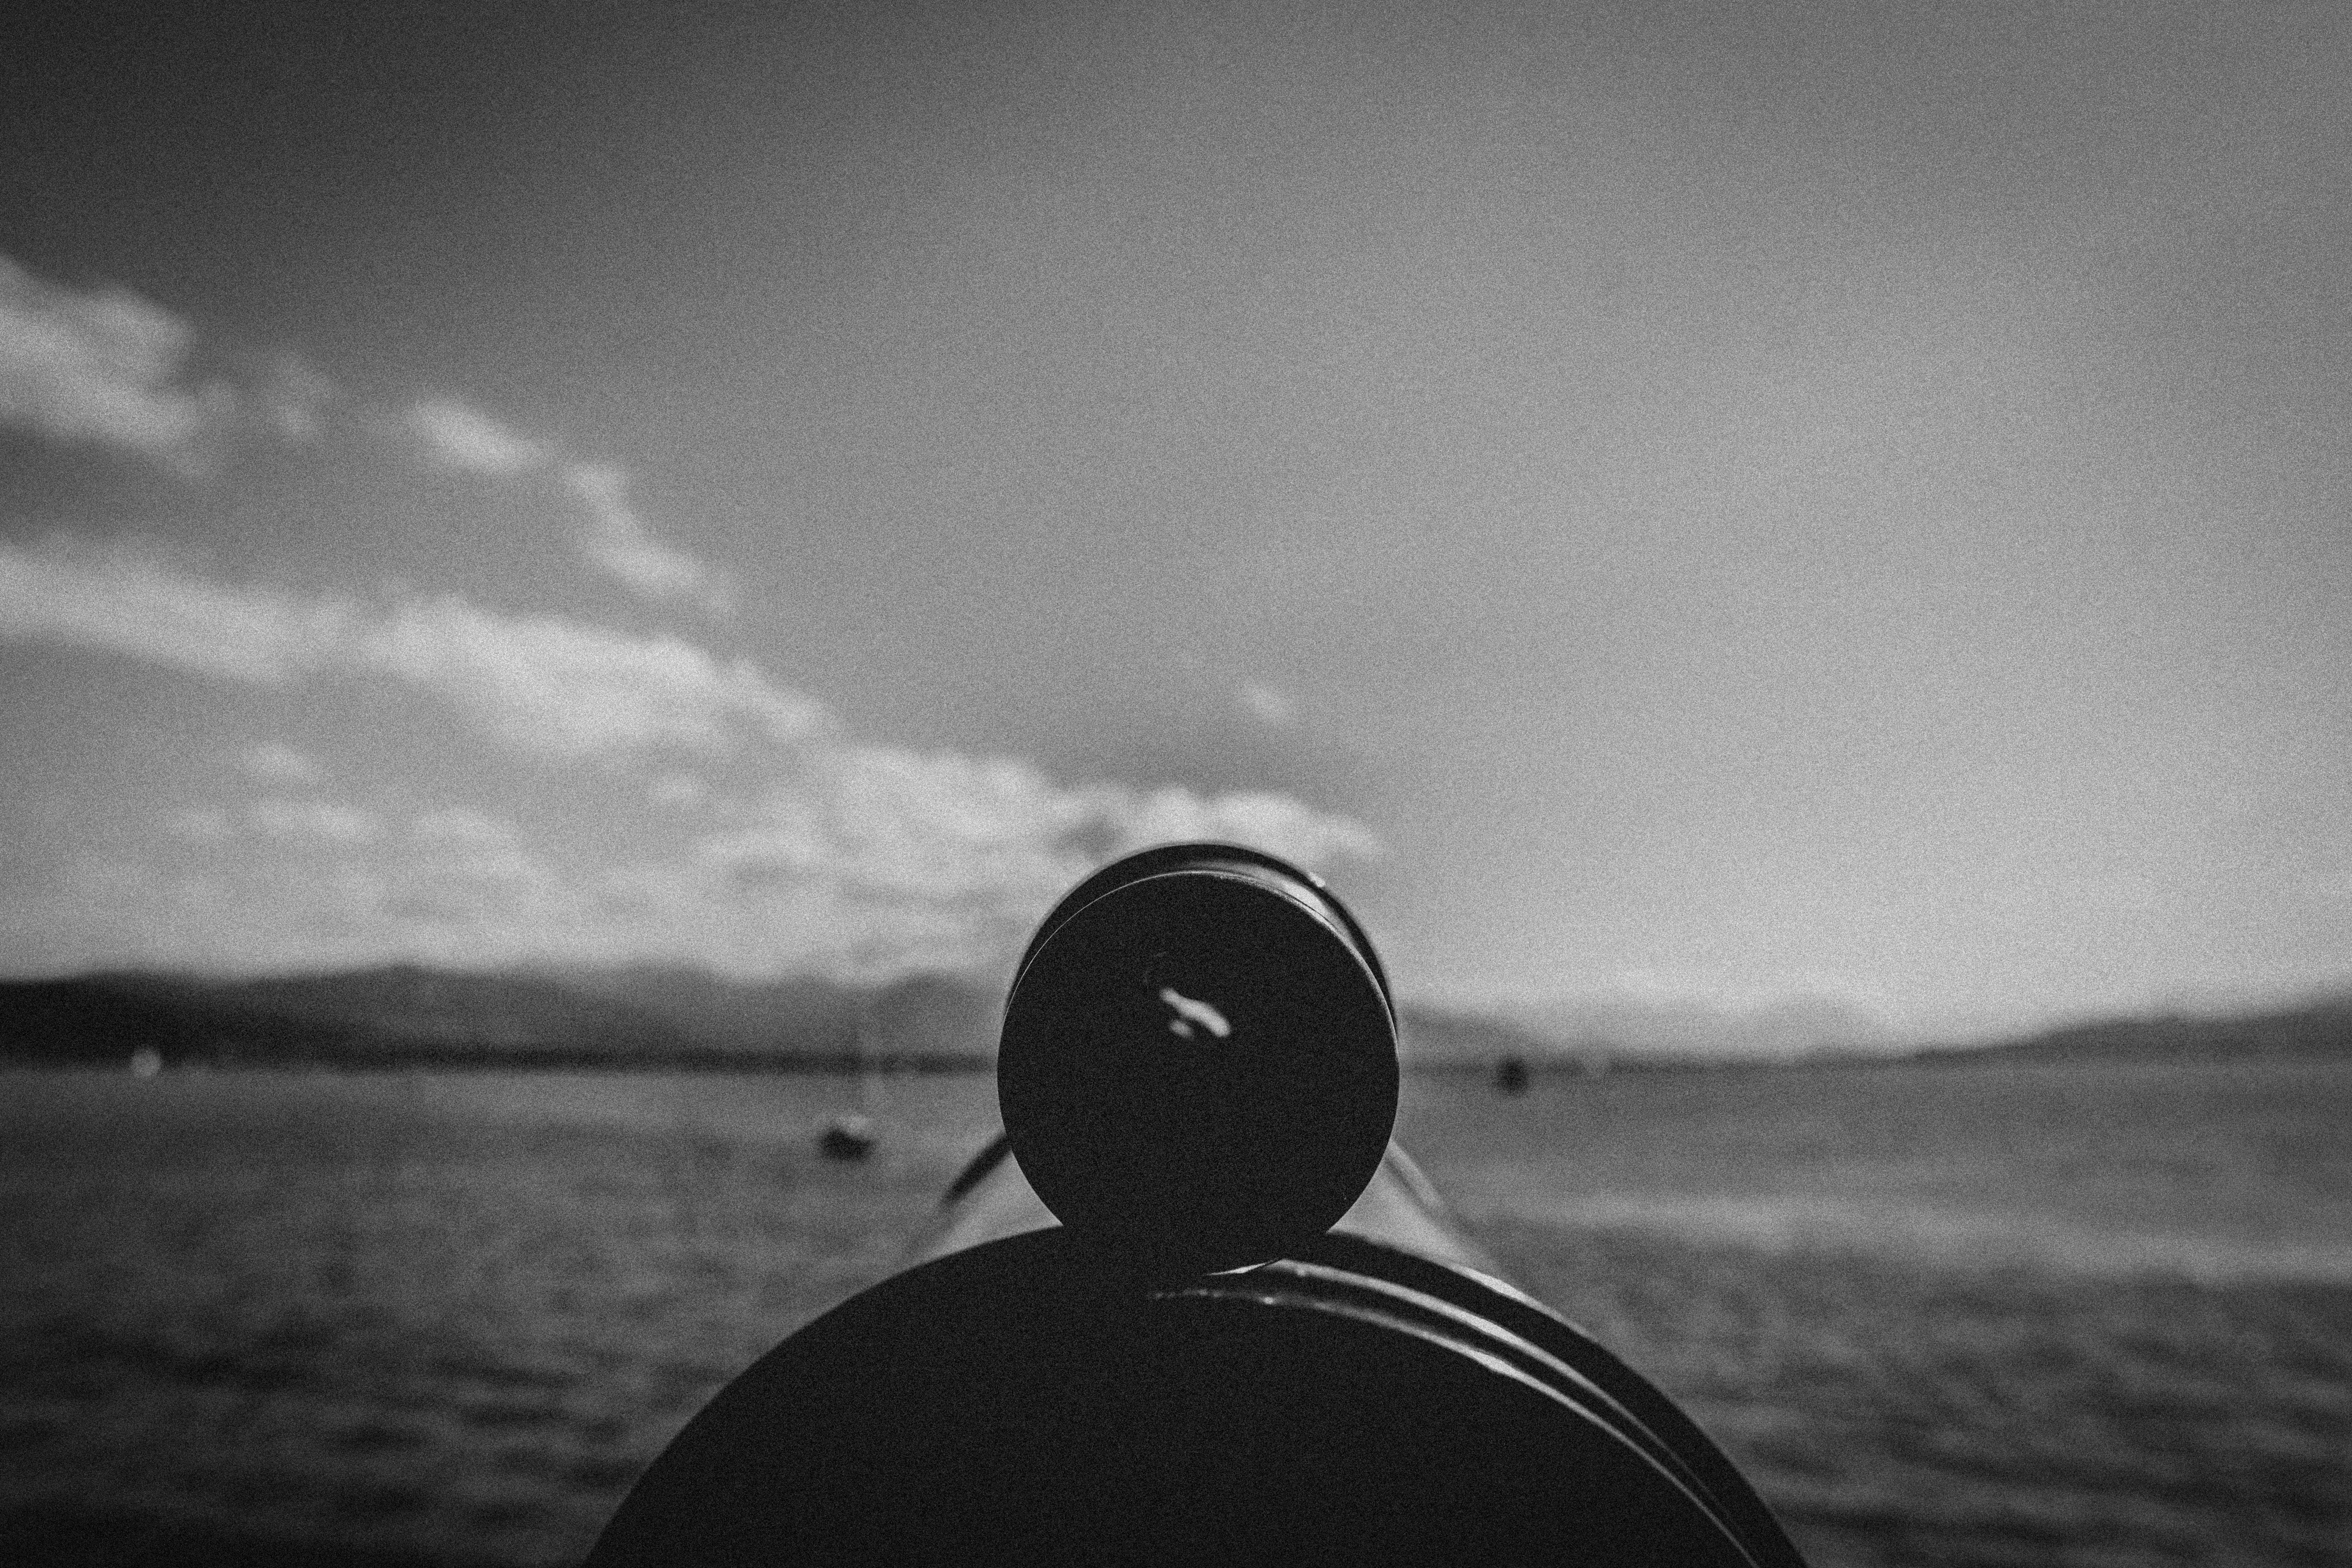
[998,858,1399,1273]
[1011,842,1394,1008]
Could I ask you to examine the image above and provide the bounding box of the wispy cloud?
[256,355,336,445]
[0,539,357,682]
[0,254,725,610]
[682,746,1380,976]
[50,759,1381,981]
[0,539,825,757]
[377,840,559,929]
[4,540,1380,980]
[357,593,821,754]
[399,395,733,614]
[1239,681,1296,728]
[406,397,546,474]
[564,463,736,614]
[0,254,218,465]
[0,253,333,469]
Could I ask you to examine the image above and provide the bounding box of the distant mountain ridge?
[1415,989,2351,1070]
[1928,993,2352,1066]
[0,965,1001,1070]
[0,965,2344,1071]
[1489,991,1899,1064]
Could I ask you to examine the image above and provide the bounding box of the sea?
[2,1057,2346,1566]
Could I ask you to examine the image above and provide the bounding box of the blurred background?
[3,2,2347,1563]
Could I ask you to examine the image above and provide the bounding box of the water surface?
[2,1059,2345,1566]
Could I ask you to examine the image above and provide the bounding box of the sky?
[2,1,2347,1040]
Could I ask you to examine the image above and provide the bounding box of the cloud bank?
[0,541,357,682]
[87,771,1375,982]
[0,257,1373,981]
[0,539,1378,980]
[0,540,822,757]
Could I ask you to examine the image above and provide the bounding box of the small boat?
[817,995,891,1161]
[1494,1053,1530,1094]
[817,1110,876,1162]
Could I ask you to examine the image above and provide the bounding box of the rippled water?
[2,1059,2347,1566]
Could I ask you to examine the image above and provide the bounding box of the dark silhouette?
[818,1110,877,1161]
[589,845,1807,1565]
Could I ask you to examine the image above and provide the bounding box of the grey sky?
[3,2,2346,1037]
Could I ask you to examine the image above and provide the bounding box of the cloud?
[0,254,218,465]
[0,254,334,469]
[0,539,828,757]
[0,539,357,682]
[239,742,324,786]
[3,541,1381,982]
[355,593,823,754]
[378,832,558,927]
[685,745,1381,976]
[1239,681,1296,727]
[380,861,553,927]
[406,397,546,475]
[1102,783,1379,867]
[257,355,337,445]
[398,396,733,614]
[564,463,736,614]
[800,745,1380,897]
[35,757,1382,981]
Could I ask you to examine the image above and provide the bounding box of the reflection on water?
[1,1060,2347,1566]
[1514,1191,2352,1283]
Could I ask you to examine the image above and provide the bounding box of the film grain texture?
[4,1059,2346,1567]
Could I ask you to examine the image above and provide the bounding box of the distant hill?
[0,965,1000,1070]
[4,964,2343,1073]
[1493,991,1900,1064]
[0,964,1561,1073]
[1401,989,2352,1073]
[1390,989,1904,1070]
[1940,993,2352,1066]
